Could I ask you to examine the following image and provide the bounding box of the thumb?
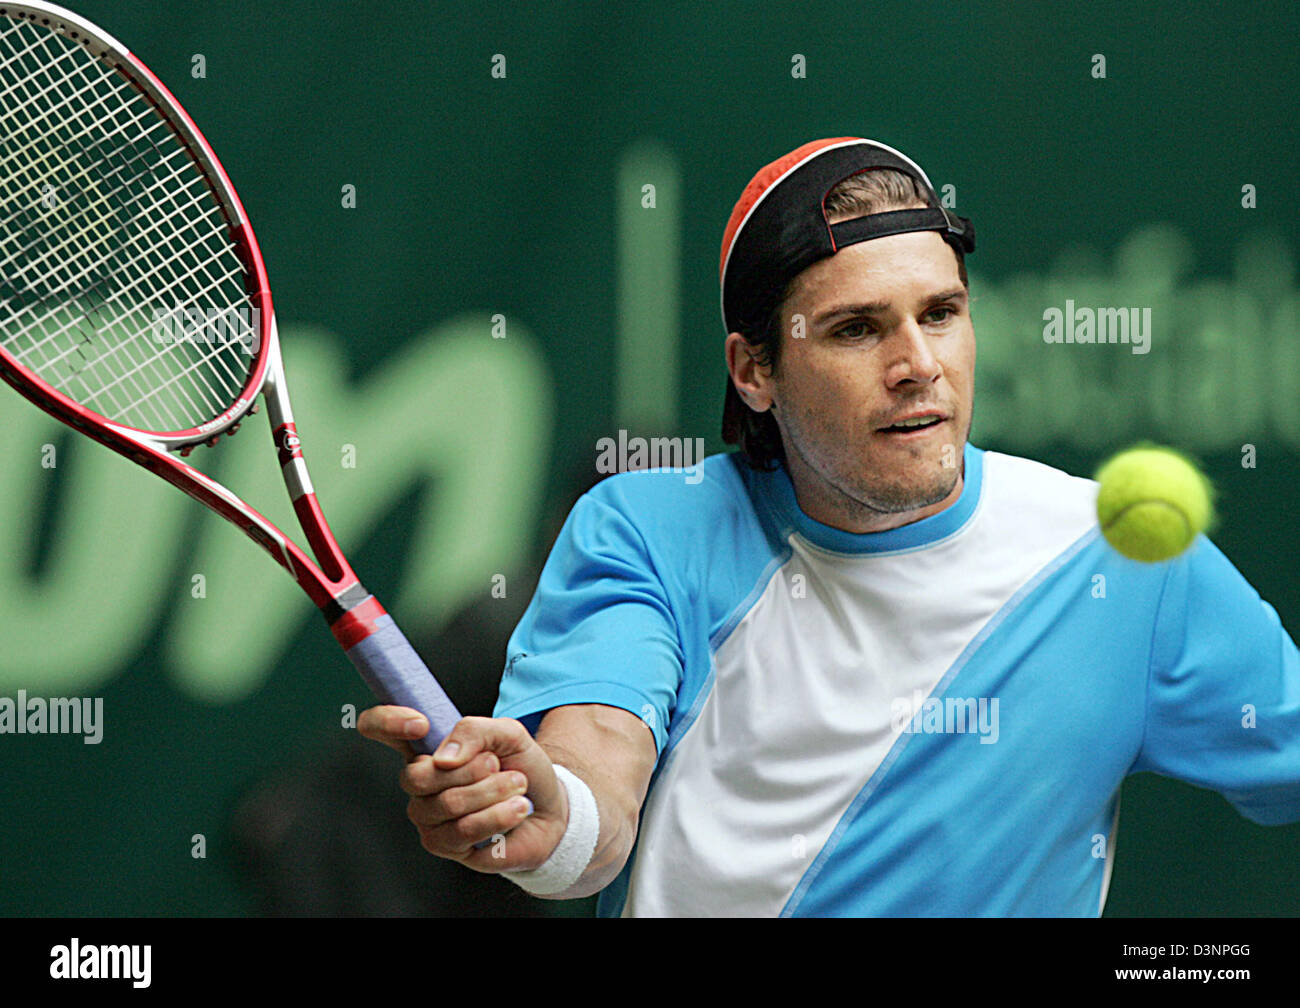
[432,716,535,772]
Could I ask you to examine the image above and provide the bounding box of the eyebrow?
[812,288,968,326]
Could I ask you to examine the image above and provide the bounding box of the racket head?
[0,4,464,762]
[0,0,273,450]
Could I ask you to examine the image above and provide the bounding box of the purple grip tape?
[344,614,461,755]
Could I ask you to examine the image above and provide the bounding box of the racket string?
[14,186,247,396]
[0,103,177,279]
[3,32,250,423]
[0,51,233,432]
[2,121,184,425]
[0,27,178,427]
[0,16,257,434]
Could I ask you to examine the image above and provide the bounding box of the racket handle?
[339,609,462,756]
[336,597,505,849]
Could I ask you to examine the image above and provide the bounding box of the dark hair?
[722,168,968,470]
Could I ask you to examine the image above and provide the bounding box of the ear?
[725,332,776,412]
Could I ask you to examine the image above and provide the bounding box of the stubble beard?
[781,404,972,522]
[853,459,962,514]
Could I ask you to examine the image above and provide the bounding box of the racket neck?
[325,589,387,648]
[262,342,352,588]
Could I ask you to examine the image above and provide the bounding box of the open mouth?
[879,415,946,435]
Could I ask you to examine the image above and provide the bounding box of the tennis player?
[360,137,1300,916]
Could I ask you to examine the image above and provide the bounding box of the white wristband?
[502,764,599,897]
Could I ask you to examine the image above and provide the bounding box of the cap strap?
[829,207,975,253]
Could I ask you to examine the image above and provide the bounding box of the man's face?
[759,226,975,532]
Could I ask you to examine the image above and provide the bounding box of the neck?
[782,449,965,535]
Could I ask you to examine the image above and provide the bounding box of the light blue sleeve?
[1135,536,1300,825]
[492,490,683,754]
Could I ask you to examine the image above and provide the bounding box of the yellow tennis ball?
[1095,444,1215,563]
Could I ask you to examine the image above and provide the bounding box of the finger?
[399,750,501,797]
[358,705,430,752]
[406,769,529,827]
[417,794,536,857]
[431,716,533,771]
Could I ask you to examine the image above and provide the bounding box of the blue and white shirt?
[494,444,1300,916]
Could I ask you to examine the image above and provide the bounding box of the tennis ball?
[1095,443,1215,563]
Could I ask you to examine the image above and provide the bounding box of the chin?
[858,466,961,515]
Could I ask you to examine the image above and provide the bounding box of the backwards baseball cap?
[719,137,975,335]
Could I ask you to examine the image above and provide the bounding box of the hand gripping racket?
[0,2,463,754]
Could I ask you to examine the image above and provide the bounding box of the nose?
[884,318,942,388]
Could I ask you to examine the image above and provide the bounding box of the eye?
[836,320,878,341]
[925,305,958,324]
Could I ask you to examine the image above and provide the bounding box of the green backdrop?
[2,0,1298,916]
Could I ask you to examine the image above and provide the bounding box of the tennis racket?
[0,1,462,755]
